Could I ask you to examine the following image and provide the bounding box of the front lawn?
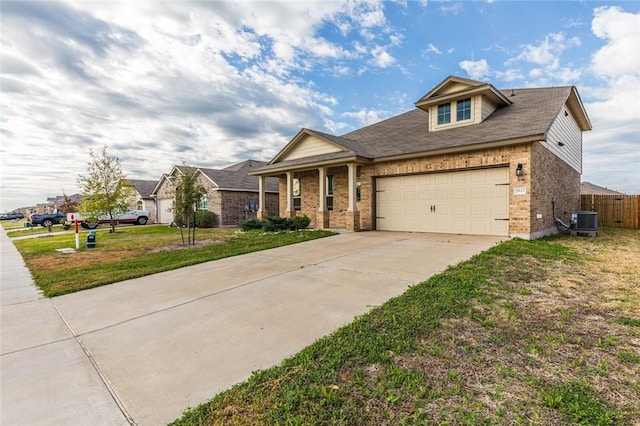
[172,228,640,425]
[12,225,335,297]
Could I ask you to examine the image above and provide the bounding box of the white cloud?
[590,6,640,78]
[423,43,442,55]
[371,46,396,68]
[514,32,581,69]
[439,2,463,15]
[495,69,523,82]
[501,32,584,87]
[0,0,398,209]
[389,34,403,46]
[343,108,388,126]
[582,7,640,194]
[459,59,491,80]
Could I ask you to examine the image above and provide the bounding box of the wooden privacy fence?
[581,194,640,229]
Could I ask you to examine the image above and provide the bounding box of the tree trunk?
[192,210,197,245]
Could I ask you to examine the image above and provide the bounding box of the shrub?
[263,216,295,232]
[239,219,264,231]
[293,215,311,230]
[239,216,307,232]
[195,210,217,228]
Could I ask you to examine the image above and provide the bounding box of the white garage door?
[157,198,174,224]
[376,168,510,236]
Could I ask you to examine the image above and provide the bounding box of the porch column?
[257,175,266,219]
[317,167,329,229]
[346,163,360,231]
[284,172,295,218]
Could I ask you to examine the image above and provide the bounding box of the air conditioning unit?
[570,211,598,232]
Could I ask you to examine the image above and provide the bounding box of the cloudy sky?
[1,1,639,210]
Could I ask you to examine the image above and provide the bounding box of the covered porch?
[254,161,364,231]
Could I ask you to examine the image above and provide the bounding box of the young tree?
[173,164,206,245]
[77,146,134,233]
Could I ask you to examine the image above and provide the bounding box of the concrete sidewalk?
[1,230,501,425]
[1,231,130,425]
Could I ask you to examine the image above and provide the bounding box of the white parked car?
[67,210,150,229]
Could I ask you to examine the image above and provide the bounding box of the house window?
[457,98,471,121]
[136,200,143,210]
[356,181,361,203]
[293,178,301,211]
[198,195,208,210]
[437,103,451,124]
[326,175,334,211]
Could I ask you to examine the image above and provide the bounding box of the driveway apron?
[2,231,501,425]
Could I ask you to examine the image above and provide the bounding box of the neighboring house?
[126,179,159,222]
[153,160,279,226]
[580,182,624,195]
[33,194,82,214]
[251,75,592,239]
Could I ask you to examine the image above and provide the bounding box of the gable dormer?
[415,76,512,132]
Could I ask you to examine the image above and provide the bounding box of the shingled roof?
[199,161,279,192]
[254,85,586,174]
[580,182,624,195]
[128,179,158,199]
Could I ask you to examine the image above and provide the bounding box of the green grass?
[14,224,188,255]
[170,230,640,425]
[12,226,335,297]
[6,224,68,236]
[1,219,35,232]
[542,380,621,425]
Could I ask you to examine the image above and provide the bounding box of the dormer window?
[415,76,513,132]
[437,103,451,125]
[457,98,471,121]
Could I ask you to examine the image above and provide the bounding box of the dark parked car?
[0,212,25,220]
[29,212,67,227]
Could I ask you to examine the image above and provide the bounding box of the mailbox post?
[86,230,97,248]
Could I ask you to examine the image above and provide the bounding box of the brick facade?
[157,174,279,227]
[529,141,580,238]
[275,143,580,238]
[219,191,279,226]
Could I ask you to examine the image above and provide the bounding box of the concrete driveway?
[1,230,501,425]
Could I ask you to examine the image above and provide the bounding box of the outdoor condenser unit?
[570,211,599,232]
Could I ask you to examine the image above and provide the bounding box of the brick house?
[580,182,624,195]
[126,179,159,222]
[153,160,279,227]
[251,76,592,239]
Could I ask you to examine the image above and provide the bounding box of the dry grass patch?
[391,228,640,424]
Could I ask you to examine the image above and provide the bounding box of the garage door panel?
[471,187,488,198]
[376,168,509,236]
[435,189,448,199]
[451,188,467,199]
[434,174,449,185]
[158,199,174,224]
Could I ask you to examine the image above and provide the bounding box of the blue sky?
[1,0,639,210]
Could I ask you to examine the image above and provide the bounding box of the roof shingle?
[255,86,574,173]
